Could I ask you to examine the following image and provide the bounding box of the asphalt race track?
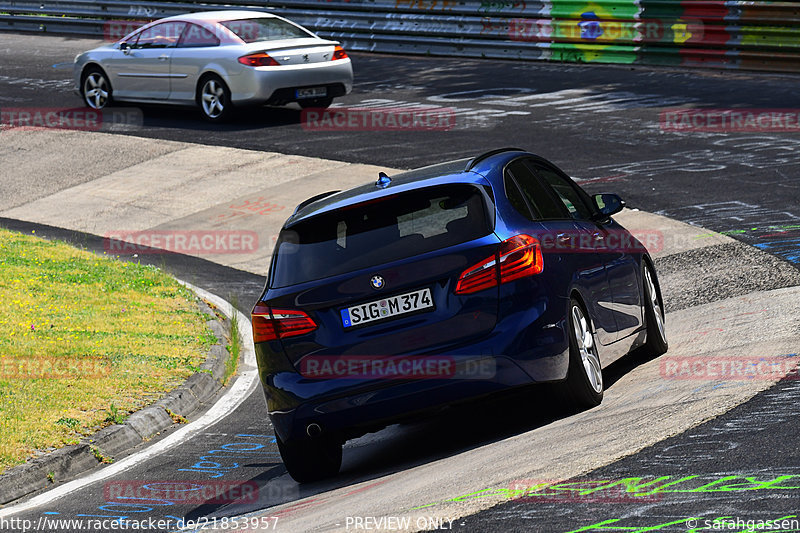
[1,31,799,533]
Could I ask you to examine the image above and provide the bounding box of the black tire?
[641,262,668,357]
[298,97,333,109]
[197,75,232,122]
[81,67,112,110]
[276,433,342,483]
[560,298,604,409]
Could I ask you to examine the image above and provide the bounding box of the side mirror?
[120,42,131,54]
[593,193,625,219]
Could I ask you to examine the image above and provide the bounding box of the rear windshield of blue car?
[270,184,492,288]
[221,18,313,43]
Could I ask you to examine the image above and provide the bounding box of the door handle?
[158,55,169,61]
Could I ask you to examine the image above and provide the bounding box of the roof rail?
[293,190,340,214]
[464,147,524,171]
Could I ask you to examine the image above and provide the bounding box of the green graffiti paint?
[411,474,800,510]
[564,517,693,532]
[550,0,641,64]
[693,224,800,240]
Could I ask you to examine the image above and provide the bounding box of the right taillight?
[332,45,348,60]
[251,302,317,343]
[455,234,543,295]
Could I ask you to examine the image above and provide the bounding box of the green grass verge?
[0,228,216,473]
[223,297,241,384]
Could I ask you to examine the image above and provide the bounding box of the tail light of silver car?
[238,53,281,67]
[332,46,348,60]
[454,234,544,295]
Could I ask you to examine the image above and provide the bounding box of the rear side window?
[505,160,566,220]
[504,175,532,220]
[530,162,594,220]
[221,18,312,43]
[271,185,491,288]
[179,23,220,48]
[132,21,186,49]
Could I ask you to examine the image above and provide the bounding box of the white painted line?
[0,281,258,517]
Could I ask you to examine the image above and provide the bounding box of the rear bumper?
[257,292,572,444]
[266,354,536,444]
[229,59,353,105]
[261,335,569,445]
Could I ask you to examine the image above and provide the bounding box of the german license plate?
[296,87,327,99]
[341,288,433,328]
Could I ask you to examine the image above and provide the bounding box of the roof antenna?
[376,172,392,189]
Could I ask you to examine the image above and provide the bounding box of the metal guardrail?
[1,0,799,71]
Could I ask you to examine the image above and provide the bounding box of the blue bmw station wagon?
[252,148,668,482]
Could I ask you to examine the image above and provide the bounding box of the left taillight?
[238,53,280,67]
[251,302,317,343]
[455,234,543,295]
[332,45,348,60]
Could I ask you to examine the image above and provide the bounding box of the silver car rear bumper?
[230,58,353,105]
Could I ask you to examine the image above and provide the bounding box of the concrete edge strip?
[0,282,258,516]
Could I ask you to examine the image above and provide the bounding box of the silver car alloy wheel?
[571,304,603,393]
[201,79,225,119]
[83,72,109,109]
[644,266,666,345]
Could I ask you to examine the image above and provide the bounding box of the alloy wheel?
[571,304,603,393]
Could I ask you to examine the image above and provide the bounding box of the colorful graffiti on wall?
[387,0,800,71]
[499,0,800,68]
[7,0,798,72]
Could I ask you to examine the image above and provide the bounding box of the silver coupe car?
[73,11,354,121]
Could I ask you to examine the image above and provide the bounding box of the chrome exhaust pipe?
[306,423,322,438]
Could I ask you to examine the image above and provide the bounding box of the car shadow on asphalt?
[334,347,661,479]
[119,103,305,132]
[198,348,664,521]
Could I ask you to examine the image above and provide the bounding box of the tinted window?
[133,22,186,49]
[221,18,312,43]
[506,160,566,220]
[179,23,220,47]
[504,174,533,220]
[529,162,593,220]
[271,185,491,288]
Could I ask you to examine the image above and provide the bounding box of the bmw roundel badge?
[370,275,385,290]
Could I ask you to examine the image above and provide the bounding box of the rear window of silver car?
[271,184,492,288]
[220,18,313,43]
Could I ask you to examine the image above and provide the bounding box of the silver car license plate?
[296,87,327,99]
[341,288,434,328]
